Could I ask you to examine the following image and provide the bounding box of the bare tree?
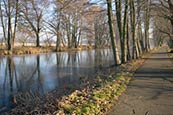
[94,10,109,48]
[17,23,35,46]
[0,0,19,50]
[45,0,63,51]
[59,0,87,49]
[20,0,49,47]
[152,0,173,48]
[82,5,108,48]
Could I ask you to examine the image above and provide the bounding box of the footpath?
[108,48,173,115]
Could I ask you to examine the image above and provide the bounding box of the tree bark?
[12,0,19,48]
[0,2,7,45]
[121,0,129,63]
[144,0,150,52]
[107,0,120,65]
[126,9,131,60]
[7,0,12,50]
[36,32,40,47]
[55,22,60,51]
[130,0,139,59]
[136,0,143,54]
[115,0,123,61]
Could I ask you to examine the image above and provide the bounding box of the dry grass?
[0,46,54,55]
[0,46,95,56]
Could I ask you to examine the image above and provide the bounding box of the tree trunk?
[107,0,120,65]
[130,0,139,59]
[94,21,99,49]
[66,18,71,48]
[144,0,150,52]
[36,32,40,47]
[121,0,129,63]
[115,0,123,43]
[7,0,12,50]
[137,0,143,55]
[0,2,7,45]
[55,21,60,51]
[126,11,131,60]
[12,0,19,48]
[56,33,60,51]
[76,28,81,48]
[115,0,123,61]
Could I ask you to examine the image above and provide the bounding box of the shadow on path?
[108,48,173,115]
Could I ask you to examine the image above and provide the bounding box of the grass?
[57,72,132,115]
[53,53,150,115]
[0,46,95,56]
[0,46,55,55]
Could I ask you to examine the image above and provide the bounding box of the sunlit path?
[108,48,173,115]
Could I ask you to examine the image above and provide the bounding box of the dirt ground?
[107,48,173,115]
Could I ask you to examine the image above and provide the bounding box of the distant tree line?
[0,0,110,51]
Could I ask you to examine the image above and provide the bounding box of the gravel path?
[107,48,173,115]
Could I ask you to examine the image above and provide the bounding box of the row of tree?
[106,0,173,65]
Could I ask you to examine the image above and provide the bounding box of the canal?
[0,49,114,113]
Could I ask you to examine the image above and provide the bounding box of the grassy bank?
[57,72,132,115]
[0,46,54,55]
[55,59,145,115]
[0,46,95,56]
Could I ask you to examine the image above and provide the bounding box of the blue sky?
[89,0,106,5]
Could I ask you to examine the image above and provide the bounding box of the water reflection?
[0,49,113,113]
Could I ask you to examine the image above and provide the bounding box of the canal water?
[0,49,113,113]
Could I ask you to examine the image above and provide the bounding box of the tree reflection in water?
[0,49,113,113]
